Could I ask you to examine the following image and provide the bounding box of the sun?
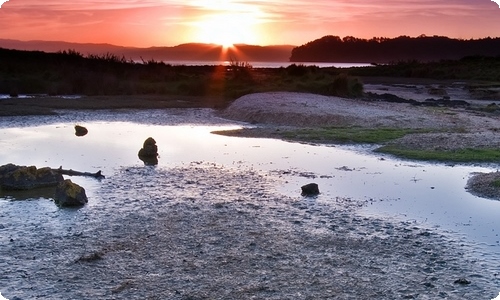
[193,12,261,47]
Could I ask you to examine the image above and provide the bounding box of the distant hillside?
[290,35,500,63]
[0,39,294,62]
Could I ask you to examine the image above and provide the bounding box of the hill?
[0,39,294,62]
[290,35,500,63]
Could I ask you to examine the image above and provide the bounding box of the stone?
[454,278,471,285]
[301,183,320,196]
[0,163,64,190]
[54,179,88,207]
[74,125,88,137]
[138,137,158,165]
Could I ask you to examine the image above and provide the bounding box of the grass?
[279,127,424,144]
[220,126,500,163]
[490,179,500,188]
[376,146,500,163]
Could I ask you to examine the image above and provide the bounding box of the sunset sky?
[0,0,499,47]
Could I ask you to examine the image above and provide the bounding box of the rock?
[54,179,88,207]
[74,125,88,137]
[301,183,320,196]
[0,163,64,190]
[138,137,158,165]
[454,278,471,285]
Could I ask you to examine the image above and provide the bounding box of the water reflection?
[0,114,499,250]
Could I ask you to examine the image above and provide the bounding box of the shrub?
[324,73,364,97]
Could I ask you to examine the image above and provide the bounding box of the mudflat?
[1,100,499,298]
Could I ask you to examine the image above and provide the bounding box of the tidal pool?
[0,109,499,298]
[1,110,499,246]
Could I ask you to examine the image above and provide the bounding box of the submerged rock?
[74,125,88,137]
[54,179,88,207]
[0,163,63,190]
[301,183,320,196]
[138,137,158,165]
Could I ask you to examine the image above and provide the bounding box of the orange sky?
[0,0,499,47]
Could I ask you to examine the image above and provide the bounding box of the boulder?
[0,163,64,190]
[54,179,88,207]
[75,125,88,137]
[301,183,320,196]
[138,137,158,165]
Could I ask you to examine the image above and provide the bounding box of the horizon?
[2,34,500,50]
[0,1,499,48]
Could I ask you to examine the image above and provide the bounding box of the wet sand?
[1,86,500,298]
[1,163,498,299]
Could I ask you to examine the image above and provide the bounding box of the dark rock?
[0,163,64,190]
[74,125,88,137]
[138,137,159,165]
[365,92,409,103]
[484,103,499,112]
[428,87,448,97]
[422,98,469,107]
[454,278,471,285]
[301,183,320,196]
[54,179,88,207]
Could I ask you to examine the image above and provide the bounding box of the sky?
[0,0,499,47]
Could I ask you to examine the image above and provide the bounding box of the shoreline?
[1,108,499,299]
[2,80,500,199]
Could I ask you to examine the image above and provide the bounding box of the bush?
[324,73,363,97]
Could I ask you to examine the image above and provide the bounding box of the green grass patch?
[280,127,422,144]
[490,179,500,188]
[376,146,500,162]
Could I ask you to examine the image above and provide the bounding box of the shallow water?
[1,109,499,298]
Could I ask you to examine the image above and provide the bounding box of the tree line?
[290,35,500,63]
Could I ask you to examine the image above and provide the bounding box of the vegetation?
[219,126,500,163]
[0,48,365,106]
[376,146,500,163]
[346,56,500,81]
[290,35,500,63]
[2,46,500,106]
[279,127,423,144]
[277,127,500,163]
[490,179,500,188]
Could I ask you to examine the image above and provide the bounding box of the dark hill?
[0,39,294,62]
[290,35,500,63]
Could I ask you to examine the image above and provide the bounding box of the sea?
[140,60,372,68]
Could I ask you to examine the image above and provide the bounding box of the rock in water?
[138,137,159,165]
[74,125,88,137]
[301,183,320,196]
[54,179,88,207]
[0,163,64,190]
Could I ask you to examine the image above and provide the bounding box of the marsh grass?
[490,179,500,188]
[276,127,424,144]
[376,146,500,162]
[220,127,500,163]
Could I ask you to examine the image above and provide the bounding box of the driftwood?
[53,167,105,179]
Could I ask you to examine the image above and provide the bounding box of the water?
[0,110,499,247]
[1,110,499,298]
[139,60,372,68]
